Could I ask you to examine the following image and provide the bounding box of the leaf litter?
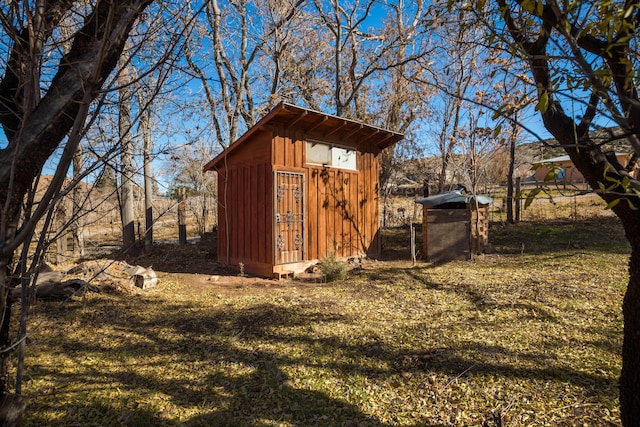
[13,218,626,426]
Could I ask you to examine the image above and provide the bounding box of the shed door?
[274,171,305,265]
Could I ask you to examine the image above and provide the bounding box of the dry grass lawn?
[13,218,626,426]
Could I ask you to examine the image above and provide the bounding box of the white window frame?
[306,140,357,171]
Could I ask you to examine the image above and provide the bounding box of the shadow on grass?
[21,283,619,426]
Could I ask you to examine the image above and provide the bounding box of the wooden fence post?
[515,177,521,223]
[55,207,68,264]
[178,188,187,244]
[411,224,416,266]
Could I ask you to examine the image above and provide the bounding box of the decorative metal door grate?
[274,171,305,264]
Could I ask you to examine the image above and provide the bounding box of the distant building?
[533,153,637,184]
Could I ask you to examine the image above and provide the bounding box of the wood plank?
[236,168,244,260]
[265,167,274,265]
[328,169,337,254]
[244,165,251,260]
[217,173,227,263]
[361,153,370,253]
[349,171,358,256]
[285,134,294,167]
[339,170,348,257]
[307,168,318,260]
[371,155,381,256]
[224,169,231,263]
[245,166,252,259]
[251,165,258,262]
[317,168,328,259]
[227,129,271,167]
[275,133,285,166]
[423,206,429,259]
[229,168,237,262]
[356,163,365,254]
[295,130,304,168]
[257,163,266,263]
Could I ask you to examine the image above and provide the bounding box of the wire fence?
[382,189,615,228]
[79,189,613,240]
[79,194,218,246]
[48,186,614,263]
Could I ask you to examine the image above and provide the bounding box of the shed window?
[306,141,332,165]
[306,141,356,171]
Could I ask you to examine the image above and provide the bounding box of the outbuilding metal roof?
[415,190,493,207]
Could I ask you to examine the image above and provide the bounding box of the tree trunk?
[0,0,154,419]
[514,177,521,223]
[438,152,449,193]
[506,178,514,224]
[0,260,11,399]
[118,54,136,253]
[142,109,153,254]
[620,215,640,425]
[178,187,187,244]
[506,126,516,224]
[0,256,27,427]
[72,145,84,257]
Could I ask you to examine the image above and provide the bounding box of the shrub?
[319,253,347,282]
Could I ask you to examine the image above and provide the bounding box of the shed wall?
[215,125,383,276]
[216,163,274,276]
[303,144,380,260]
[270,125,382,261]
[215,129,274,277]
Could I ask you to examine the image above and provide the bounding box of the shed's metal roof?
[415,190,493,207]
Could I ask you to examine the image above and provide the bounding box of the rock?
[35,271,64,285]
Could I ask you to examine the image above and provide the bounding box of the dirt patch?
[67,240,330,297]
[64,229,413,299]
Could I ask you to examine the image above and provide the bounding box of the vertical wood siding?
[216,124,384,276]
[305,148,379,260]
[215,129,273,274]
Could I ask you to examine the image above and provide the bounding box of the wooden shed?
[203,102,403,278]
[416,191,492,263]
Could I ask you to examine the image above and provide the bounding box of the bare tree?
[0,1,196,420]
[422,7,486,193]
[185,0,304,148]
[71,145,85,256]
[371,0,433,225]
[141,103,154,253]
[118,50,137,252]
[167,139,218,235]
[311,0,430,119]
